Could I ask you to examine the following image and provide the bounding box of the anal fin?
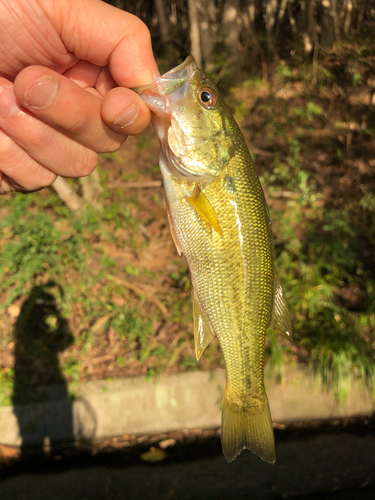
[192,292,214,360]
[269,267,293,342]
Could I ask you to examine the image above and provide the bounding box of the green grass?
[263,134,375,399]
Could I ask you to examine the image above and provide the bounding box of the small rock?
[0,444,20,459]
[7,305,20,318]
[159,438,176,449]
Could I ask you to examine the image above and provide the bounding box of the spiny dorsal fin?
[166,203,182,256]
[185,184,222,236]
[192,292,215,360]
[269,268,293,342]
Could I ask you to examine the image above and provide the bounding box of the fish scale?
[138,55,292,463]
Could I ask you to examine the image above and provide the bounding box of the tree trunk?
[321,0,335,47]
[265,0,278,49]
[155,0,169,43]
[187,0,202,68]
[221,0,240,55]
[197,0,217,67]
[344,0,353,34]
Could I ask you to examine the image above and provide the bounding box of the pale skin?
[0,0,159,193]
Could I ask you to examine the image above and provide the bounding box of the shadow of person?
[11,281,74,455]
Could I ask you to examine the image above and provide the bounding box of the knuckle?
[24,168,57,192]
[97,135,125,154]
[73,149,98,177]
[137,19,151,40]
[0,130,17,158]
[66,113,89,136]
[124,15,152,48]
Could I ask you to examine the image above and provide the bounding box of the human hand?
[0,0,158,194]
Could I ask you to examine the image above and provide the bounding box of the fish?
[137,56,292,463]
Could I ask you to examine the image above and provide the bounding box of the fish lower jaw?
[152,115,171,142]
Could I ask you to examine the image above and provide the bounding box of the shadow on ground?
[11,283,74,451]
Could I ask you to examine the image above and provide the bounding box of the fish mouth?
[134,56,197,120]
[135,56,197,96]
[157,55,197,95]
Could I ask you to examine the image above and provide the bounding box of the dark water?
[1,418,374,500]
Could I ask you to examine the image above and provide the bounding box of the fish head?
[137,56,234,182]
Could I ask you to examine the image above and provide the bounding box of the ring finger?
[0,80,98,180]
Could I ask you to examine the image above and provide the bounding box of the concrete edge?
[0,368,374,447]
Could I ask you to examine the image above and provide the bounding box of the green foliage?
[359,192,375,212]
[0,195,83,308]
[125,264,140,276]
[137,135,152,151]
[265,138,375,398]
[181,356,200,370]
[64,358,80,383]
[293,102,323,121]
[116,356,126,367]
[276,61,294,80]
[0,369,13,407]
[111,308,155,363]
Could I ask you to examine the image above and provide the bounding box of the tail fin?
[221,387,275,464]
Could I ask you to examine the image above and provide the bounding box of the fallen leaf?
[140,447,166,463]
[91,313,114,333]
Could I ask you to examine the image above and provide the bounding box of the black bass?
[138,56,292,463]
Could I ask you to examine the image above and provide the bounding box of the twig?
[80,170,103,210]
[268,190,297,198]
[251,148,275,157]
[108,181,163,189]
[312,29,320,86]
[107,275,168,317]
[52,177,84,211]
[215,56,236,85]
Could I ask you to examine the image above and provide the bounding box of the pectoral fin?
[192,292,215,360]
[185,184,222,236]
[166,204,182,256]
[269,268,293,342]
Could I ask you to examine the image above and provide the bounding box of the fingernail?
[0,85,19,117]
[24,76,59,109]
[113,103,139,129]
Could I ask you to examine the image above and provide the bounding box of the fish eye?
[198,87,217,108]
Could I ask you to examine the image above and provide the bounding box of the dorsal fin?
[269,268,293,342]
[192,292,215,360]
